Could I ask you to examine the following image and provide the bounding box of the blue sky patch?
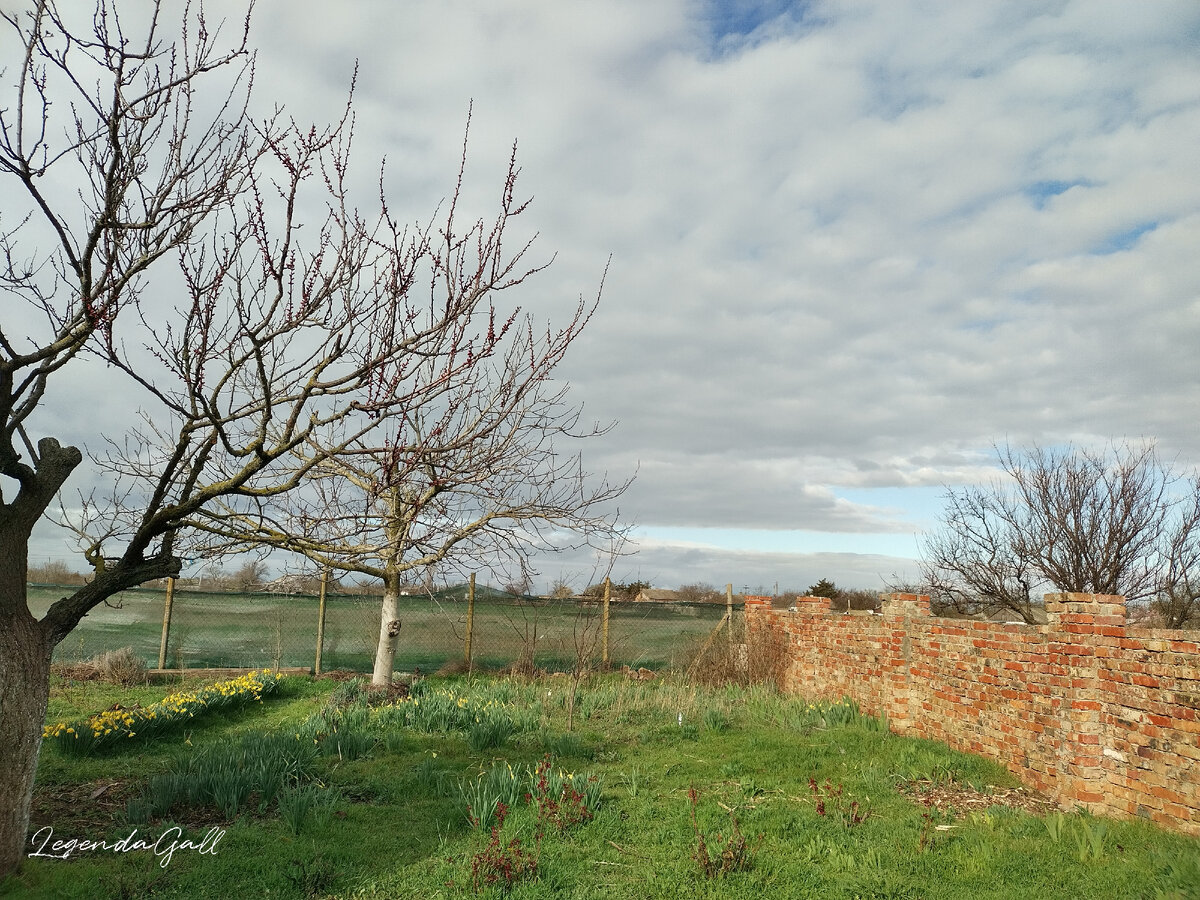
[703,0,814,47]
[1024,180,1088,210]
[1092,221,1157,254]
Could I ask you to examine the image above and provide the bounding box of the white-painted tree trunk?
[371,576,402,686]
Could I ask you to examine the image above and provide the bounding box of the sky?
[14,0,1200,595]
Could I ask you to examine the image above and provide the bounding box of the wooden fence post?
[157,576,176,670]
[314,569,329,675]
[465,573,476,672]
[726,583,734,643]
[601,577,611,667]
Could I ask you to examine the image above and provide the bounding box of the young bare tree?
[187,242,632,683]
[921,442,1200,624]
[0,0,618,873]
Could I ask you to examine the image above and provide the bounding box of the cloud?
[579,536,920,594]
[14,0,1200,590]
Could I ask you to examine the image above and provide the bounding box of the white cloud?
[14,0,1200,591]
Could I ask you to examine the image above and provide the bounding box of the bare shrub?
[90,648,147,686]
[27,561,87,586]
[687,617,790,688]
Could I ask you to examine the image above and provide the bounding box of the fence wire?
[29,582,740,675]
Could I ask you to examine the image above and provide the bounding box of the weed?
[968,809,997,830]
[809,777,870,828]
[918,797,938,853]
[719,761,745,779]
[91,648,148,686]
[328,677,366,708]
[540,730,592,759]
[620,767,644,799]
[703,708,730,733]
[124,795,154,825]
[929,763,962,786]
[278,784,316,836]
[687,785,762,878]
[460,774,502,830]
[803,835,883,873]
[469,802,539,894]
[324,729,375,761]
[687,616,791,688]
[286,849,336,898]
[411,752,445,794]
[528,756,598,832]
[310,786,342,831]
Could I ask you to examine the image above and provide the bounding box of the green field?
[27,585,730,674]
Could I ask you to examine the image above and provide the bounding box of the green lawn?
[6,673,1199,899]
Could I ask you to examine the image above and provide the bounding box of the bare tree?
[0,0,622,873]
[1155,488,1200,628]
[919,481,1040,621]
[675,582,722,604]
[921,442,1200,625]
[548,578,576,600]
[187,232,632,683]
[232,558,269,593]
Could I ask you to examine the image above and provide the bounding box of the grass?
[5,673,1200,899]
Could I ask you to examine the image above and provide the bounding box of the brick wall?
[744,592,1200,834]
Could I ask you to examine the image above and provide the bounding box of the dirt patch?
[899,779,1059,817]
[29,780,139,832]
[363,680,410,705]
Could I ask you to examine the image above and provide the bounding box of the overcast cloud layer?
[18,0,1200,593]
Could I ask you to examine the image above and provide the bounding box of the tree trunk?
[371,573,403,686]
[0,562,52,877]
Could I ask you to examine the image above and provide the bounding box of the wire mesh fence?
[29,581,742,676]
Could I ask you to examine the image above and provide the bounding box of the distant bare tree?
[25,560,86,586]
[921,442,1200,625]
[232,558,270,593]
[676,582,722,604]
[549,579,575,600]
[1154,489,1200,628]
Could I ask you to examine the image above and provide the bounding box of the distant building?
[260,574,312,594]
[633,588,682,603]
